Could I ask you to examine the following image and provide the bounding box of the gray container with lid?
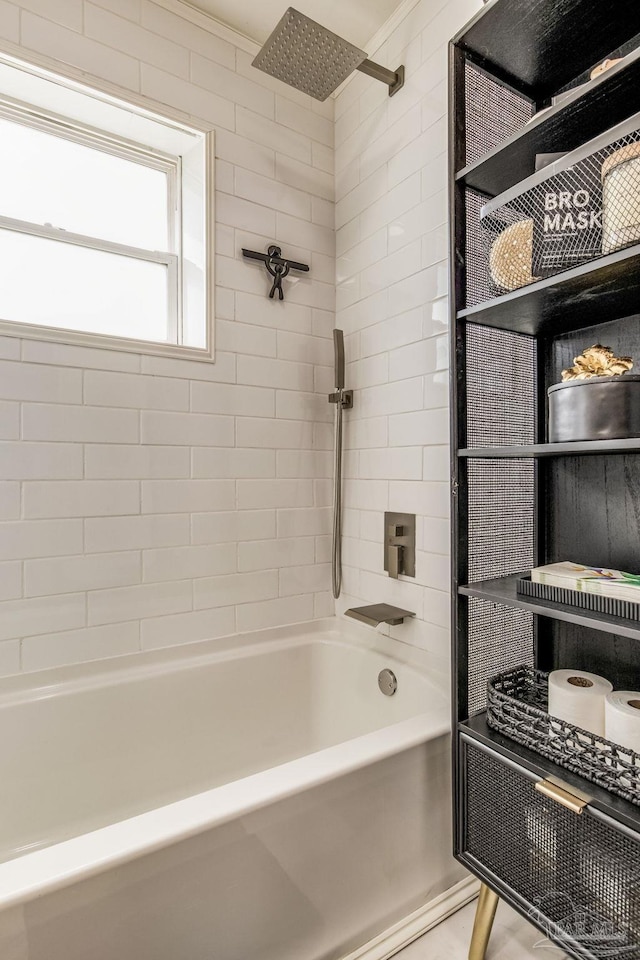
[548,374,640,441]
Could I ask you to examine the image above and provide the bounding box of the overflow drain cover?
[378,669,398,696]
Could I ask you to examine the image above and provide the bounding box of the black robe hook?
[242,244,309,301]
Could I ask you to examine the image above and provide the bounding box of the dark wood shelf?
[457,48,640,196]
[459,439,640,458]
[459,573,640,641]
[460,714,640,834]
[454,0,640,98]
[458,245,640,336]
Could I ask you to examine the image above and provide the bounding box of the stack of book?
[531,561,640,602]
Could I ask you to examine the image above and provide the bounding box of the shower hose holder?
[242,245,309,300]
[329,389,353,408]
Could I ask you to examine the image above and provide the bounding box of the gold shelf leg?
[468,883,499,960]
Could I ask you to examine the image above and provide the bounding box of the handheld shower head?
[252,8,404,102]
[333,328,345,392]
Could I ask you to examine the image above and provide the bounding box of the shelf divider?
[459,573,640,641]
[459,439,640,458]
[458,244,640,336]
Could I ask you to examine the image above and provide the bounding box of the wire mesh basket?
[487,664,640,805]
[480,117,640,297]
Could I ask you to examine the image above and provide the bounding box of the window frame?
[0,51,215,363]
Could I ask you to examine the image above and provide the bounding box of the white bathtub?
[0,618,470,960]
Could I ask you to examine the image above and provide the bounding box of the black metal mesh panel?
[466,448,535,715]
[467,598,533,715]
[465,188,494,308]
[465,188,527,307]
[464,743,640,959]
[466,324,535,447]
[464,62,534,167]
[467,459,534,580]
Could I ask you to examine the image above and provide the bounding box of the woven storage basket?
[487,665,640,805]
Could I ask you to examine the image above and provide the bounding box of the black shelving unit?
[450,3,640,957]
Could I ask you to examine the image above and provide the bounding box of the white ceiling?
[187,0,405,49]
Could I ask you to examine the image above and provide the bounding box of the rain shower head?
[252,8,405,102]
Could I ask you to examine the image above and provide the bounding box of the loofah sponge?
[489,219,540,291]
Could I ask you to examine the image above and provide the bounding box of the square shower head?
[252,7,368,102]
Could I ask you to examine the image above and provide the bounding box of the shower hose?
[331,391,343,599]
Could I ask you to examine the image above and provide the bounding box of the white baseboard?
[341,875,480,960]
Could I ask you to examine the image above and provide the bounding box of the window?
[0,54,213,359]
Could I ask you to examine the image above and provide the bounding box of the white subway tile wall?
[334,0,482,684]
[0,0,485,677]
[0,0,335,675]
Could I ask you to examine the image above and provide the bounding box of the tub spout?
[345,604,415,627]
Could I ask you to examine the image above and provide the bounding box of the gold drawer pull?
[535,778,589,814]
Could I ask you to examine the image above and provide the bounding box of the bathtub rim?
[0,617,449,912]
[0,616,433,708]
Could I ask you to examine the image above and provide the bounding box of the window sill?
[0,318,215,365]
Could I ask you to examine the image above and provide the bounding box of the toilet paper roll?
[605,692,640,754]
[548,669,613,736]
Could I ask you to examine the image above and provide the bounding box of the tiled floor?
[393,897,567,959]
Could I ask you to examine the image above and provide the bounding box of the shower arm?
[356,61,405,97]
